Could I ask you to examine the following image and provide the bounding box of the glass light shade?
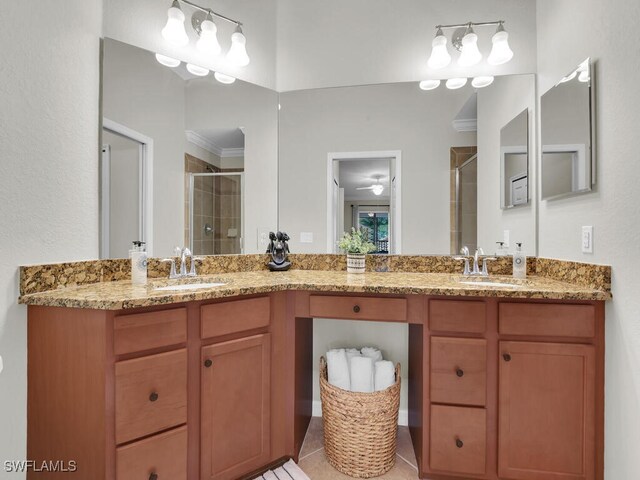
[419,79,441,91]
[186,63,209,76]
[372,185,384,195]
[446,77,468,90]
[161,3,189,47]
[214,72,236,84]
[196,18,221,55]
[472,76,494,88]
[155,53,180,68]
[487,29,514,65]
[226,28,250,67]
[578,70,590,83]
[458,31,482,67]
[559,71,577,83]
[427,33,451,69]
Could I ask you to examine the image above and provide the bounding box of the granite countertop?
[18,269,611,310]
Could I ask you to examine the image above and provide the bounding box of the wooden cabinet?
[498,341,596,480]
[201,333,271,480]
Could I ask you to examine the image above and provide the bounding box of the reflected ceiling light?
[577,60,590,82]
[226,26,251,67]
[186,63,209,76]
[446,77,468,89]
[419,79,441,91]
[472,76,494,88]
[458,26,482,67]
[372,185,384,196]
[162,0,189,47]
[155,53,181,67]
[487,23,514,65]
[427,28,451,69]
[559,71,577,83]
[214,72,236,84]
[196,13,221,56]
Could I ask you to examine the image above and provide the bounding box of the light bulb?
[487,24,514,65]
[458,27,482,67]
[155,53,180,68]
[161,0,189,47]
[186,63,209,76]
[427,29,451,69]
[226,26,250,67]
[472,76,494,88]
[214,72,236,84]
[372,185,384,195]
[419,79,441,91]
[196,14,221,56]
[446,77,468,90]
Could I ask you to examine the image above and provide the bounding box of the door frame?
[326,150,402,254]
[101,118,154,256]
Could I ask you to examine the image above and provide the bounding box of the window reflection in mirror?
[500,109,529,209]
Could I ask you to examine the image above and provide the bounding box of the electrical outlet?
[257,228,270,251]
[300,232,314,243]
[582,226,593,253]
[503,230,510,248]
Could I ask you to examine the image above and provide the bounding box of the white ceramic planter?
[346,253,366,274]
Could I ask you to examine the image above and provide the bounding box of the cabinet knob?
[149,392,159,402]
[455,368,464,378]
[455,438,464,448]
[149,473,158,480]
[204,359,213,368]
[353,305,361,313]
[503,353,512,362]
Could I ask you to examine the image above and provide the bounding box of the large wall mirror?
[278,74,537,256]
[100,38,279,258]
[541,58,595,200]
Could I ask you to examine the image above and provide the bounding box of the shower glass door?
[455,155,478,254]
[188,172,244,255]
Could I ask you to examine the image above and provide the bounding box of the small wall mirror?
[541,57,595,200]
[500,109,529,208]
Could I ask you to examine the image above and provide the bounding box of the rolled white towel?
[326,349,350,390]
[374,360,396,391]
[345,348,362,363]
[263,471,279,480]
[274,466,293,479]
[361,347,383,363]
[350,356,375,393]
[283,459,311,480]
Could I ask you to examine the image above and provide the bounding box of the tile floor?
[298,417,420,480]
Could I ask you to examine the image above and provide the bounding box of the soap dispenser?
[495,241,506,256]
[512,242,526,279]
[130,241,148,285]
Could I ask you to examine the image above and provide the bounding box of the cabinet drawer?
[309,295,407,322]
[116,426,187,480]
[201,297,270,339]
[115,349,187,444]
[114,308,187,355]
[499,303,595,338]
[430,405,486,475]
[430,300,486,333]
[431,337,487,406]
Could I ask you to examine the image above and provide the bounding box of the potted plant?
[338,227,376,273]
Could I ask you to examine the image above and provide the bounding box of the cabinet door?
[498,341,595,480]
[201,334,271,480]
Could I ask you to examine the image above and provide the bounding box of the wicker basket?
[319,356,401,478]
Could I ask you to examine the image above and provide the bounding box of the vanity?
[20,257,609,480]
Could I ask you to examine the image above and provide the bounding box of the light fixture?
[446,77,468,90]
[578,70,590,83]
[186,63,209,76]
[196,13,221,56]
[472,76,494,88]
[487,23,514,65]
[162,0,189,47]
[372,184,384,196]
[458,26,482,67]
[214,72,236,84]
[227,26,251,67]
[577,60,590,83]
[155,53,181,68]
[559,71,577,83]
[419,79,441,91]
[427,28,451,69]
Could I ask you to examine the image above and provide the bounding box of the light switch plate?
[300,232,314,243]
[503,230,510,248]
[0,355,3,374]
[582,226,593,253]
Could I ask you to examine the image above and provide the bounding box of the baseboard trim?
[312,400,408,426]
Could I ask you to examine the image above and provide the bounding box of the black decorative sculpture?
[266,231,291,271]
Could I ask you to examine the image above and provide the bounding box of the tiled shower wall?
[449,146,478,254]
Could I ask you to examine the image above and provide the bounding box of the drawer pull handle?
[455,368,464,377]
[204,359,213,368]
[149,473,158,480]
[455,438,464,448]
[353,305,361,313]
[149,392,159,402]
[503,353,512,362]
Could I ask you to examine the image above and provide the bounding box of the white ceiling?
[337,158,391,200]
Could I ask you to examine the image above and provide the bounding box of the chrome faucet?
[454,246,497,277]
[161,247,202,279]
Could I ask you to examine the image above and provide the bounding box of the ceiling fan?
[356,176,385,195]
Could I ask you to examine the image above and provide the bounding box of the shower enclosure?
[188,172,244,255]
[454,154,478,254]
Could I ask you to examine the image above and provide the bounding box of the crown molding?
[452,118,477,132]
[185,130,244,158]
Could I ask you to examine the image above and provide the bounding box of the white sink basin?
[458,279,524,289]
[154,282,226,292]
